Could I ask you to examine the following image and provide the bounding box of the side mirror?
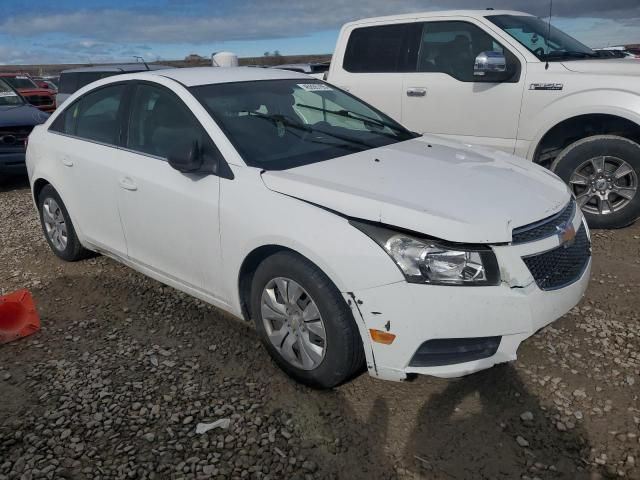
[167,139,203,173]
[474,51,510,82]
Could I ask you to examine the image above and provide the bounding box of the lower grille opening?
[408,336,501,367]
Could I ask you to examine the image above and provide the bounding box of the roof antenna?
[545,0,553,70]
[133,55,150,71]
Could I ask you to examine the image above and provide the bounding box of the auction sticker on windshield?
[0,91,18,97]
[298,84,333,92]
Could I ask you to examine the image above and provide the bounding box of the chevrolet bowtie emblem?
[557,222,576,248]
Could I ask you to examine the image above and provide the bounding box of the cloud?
[1,0,638,45]
[0,0,637,63]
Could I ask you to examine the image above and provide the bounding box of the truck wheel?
[551,135,640,229]
[250,251,365,388]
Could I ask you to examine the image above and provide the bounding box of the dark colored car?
[0,78,49,176]
[0,73,56,113]
[56,64,171,107]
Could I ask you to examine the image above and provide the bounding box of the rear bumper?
[0,150,27,175]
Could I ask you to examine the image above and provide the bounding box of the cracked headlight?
[351,220,500,286]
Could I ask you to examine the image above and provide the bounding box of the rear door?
[115,82,225,297]
[47,83,129,255]
[330,22,421,123]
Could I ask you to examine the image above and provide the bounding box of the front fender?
[522,88,640,160]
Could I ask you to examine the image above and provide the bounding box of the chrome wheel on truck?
[552,135,640,229]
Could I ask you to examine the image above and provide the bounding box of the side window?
[75,84,126,144]
[127,84,211,160]
[343,23,419,73]
[49,101,81,135]
[417,21,512,81]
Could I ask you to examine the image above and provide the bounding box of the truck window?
[417,21,508,82]
[343,23,420,73]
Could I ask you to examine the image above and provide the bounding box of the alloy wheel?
[570,156,638,216]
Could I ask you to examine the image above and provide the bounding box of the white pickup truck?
[327,9,640,229]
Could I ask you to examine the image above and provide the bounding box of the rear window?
[58,71,120,95]
[343,23,420,73]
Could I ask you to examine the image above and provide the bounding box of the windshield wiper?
[296,104,410,135]
[543,51,598,60]
[244,111,375,149]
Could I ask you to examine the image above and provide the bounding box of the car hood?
[0,104,49,127]
[260,136,570,244]
[562,59,640,76]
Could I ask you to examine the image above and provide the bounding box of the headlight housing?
[350,220,500,286]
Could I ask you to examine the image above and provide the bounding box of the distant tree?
[274,50,282,57]
[264,51,270,57]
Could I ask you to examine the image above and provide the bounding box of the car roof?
[61,63,172,74]
[345,9,532,26]
[137,66,311,87]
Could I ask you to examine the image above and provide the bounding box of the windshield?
[4,75,39,89]
[487,15,596,61]
[0,79,24,106]
[191,79,417,170]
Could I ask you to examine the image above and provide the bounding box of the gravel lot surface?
[1,177,639,480]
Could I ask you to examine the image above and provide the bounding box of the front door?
[115,83,223,297]
[401,19,526,153]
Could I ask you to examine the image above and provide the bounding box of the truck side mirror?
[473,51,511,82]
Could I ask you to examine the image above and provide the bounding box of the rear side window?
[74,85,126,144]
[49,102,80,135]
[343,23,420,73]
[126,83,213,160]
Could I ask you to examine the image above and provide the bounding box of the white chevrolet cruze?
[27,67,591,387]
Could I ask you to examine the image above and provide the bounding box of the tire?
[551,135,640,229]
[250,251,365,388]
[37,184,91,261]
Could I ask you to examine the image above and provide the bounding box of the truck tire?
[250,251,365,388]
[551,135,640,229]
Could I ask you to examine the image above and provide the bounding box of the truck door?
[330,22,422,124]
[401,19,526,154]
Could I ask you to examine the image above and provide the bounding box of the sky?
[0,0,639,65]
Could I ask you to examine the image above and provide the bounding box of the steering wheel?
[533,47,546,57]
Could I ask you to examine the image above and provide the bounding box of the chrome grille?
[512,200,576,244]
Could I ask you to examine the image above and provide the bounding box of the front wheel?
[552,135,640,229]
[250,251,365,388]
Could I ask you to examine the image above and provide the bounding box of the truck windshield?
[0,79,24,107]
[4,75,39,89]
[487,15,597,61]
[191,79,418,170]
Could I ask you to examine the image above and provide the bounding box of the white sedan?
[26,67,591,387]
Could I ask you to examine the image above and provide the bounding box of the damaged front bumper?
[344,216,591,382]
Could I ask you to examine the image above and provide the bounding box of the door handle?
[406,87,427,97]
[118,177,138,191]
[61,157,73,167]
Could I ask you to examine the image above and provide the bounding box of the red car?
[0,73,56,113]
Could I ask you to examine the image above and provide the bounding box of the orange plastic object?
[369,328,396,345]
[0,289,40,344]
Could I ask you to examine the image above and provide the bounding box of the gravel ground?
[1,177,639,480]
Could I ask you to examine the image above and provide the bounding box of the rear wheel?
[37,185,90,261]
[250,251,365,388]
[552,135,640,229]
